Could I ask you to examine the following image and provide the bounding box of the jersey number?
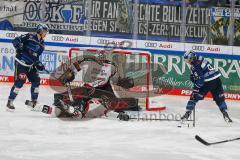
[207,64,214,71]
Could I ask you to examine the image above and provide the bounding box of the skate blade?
[178,120,191,128]
[31,108,41,112]
[224,118,233,124]
[28,103,42,112]
[6,108,15,112]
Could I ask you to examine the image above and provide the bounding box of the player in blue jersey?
[6,24,49,111]
[181,50,232,123]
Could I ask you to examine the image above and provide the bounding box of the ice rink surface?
[0,83,240,160]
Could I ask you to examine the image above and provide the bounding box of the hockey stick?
[66,83,74,102]
[193,107,196,127]
[43,69,50,74]
[195,135,240,146]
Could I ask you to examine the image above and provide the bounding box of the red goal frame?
[69,48,165,111]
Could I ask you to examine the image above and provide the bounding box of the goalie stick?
[195,135,240,146]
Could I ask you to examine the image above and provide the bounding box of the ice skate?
[117,112,130,121]
[25,100,37,108]
[181,110,192,121]
[221,110,233,123]
[25,100,39,111]
[6,100,15,111]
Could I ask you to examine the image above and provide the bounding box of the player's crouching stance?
[25,55,131,121]
[6,24,48,111]
[181,50,232,123]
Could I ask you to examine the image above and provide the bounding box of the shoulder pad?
[27,33,35,39]
[19,33,27,38]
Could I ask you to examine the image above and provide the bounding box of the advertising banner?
[151,51,240,93]
[1,30,240,100]
[0,0,210,43]
[137,0,209,42]
[210,7,240,46]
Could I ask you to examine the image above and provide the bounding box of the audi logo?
[51,36,64,41]
[192,46,205,51]
[97,39,110,45]
[145,42,157,48]
[6,33,18,38]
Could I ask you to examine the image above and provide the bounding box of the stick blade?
[195,135,210,146]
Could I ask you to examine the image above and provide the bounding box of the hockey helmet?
[36,23,49,33]
[183,50,197,63]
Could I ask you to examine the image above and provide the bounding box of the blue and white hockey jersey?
[190,56,221,89]
[12,33,45,65]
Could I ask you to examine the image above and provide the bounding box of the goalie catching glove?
[58,68,75,85]
[58,60,83,85]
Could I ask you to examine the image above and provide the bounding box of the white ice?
[0,83,240,160]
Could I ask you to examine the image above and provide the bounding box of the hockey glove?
[58,68,75,85]
[117,112,130,121]
[190,74,195,83]
[15,43,24,54]
[13,36,24,54]
[34,61,45,71]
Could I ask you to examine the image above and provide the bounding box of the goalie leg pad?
[84,104,108,118]
[42,105,53,114]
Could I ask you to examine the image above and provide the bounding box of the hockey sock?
[218,101,228,111]
[8,86,21,100]
[31,83,39,101]
[186,100,196,111]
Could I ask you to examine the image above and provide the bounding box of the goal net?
[68,48,166,111]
